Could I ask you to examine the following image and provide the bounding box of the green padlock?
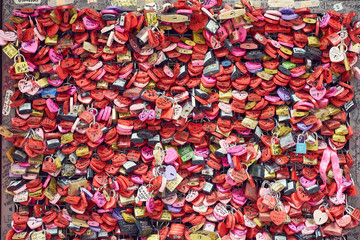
[282,61,296,69]
[178,145,194,162]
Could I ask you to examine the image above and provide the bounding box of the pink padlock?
[46,98,59,113]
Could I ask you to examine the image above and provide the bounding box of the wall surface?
[1,0,360,239]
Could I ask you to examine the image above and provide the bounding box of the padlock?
[248,164,264,179]
[296,134,307,154]
[18,102,32,114]
[135,220,153,236]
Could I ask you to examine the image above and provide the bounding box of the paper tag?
[333,2,343,11]
[2,90,13,116]
[3,44,17,59]
[48,0,74,6]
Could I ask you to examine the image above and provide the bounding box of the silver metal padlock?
[180,101,194,118]
[202,182,214,194]
[195,89,209,99]
[204,19,220,35]
[46,139,61,149]
[177,65,188,80]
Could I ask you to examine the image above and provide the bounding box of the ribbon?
[319,148,343,203]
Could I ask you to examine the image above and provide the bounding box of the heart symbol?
[232,169,248,183]
[329,47,344,63]
[313,209,328,225]
[27,81,40,96]
[310,86,326,100]
[335,214,351,227]
[86,127,103,142]
[27,217,43,229]
[49,48,63,63]
[164,148,178,164]
[165,165,177,181]
[18,79,33,93]
[139,111,149,122]
[296,187,311,202]
[256,198,270,212]
[22,39,38,54]
[172,22,189,34]
[190,12,208,31]
[270,211,287,225]
[93,192,106,208]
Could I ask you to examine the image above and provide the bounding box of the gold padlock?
[241,117,258,130]
[307,36,321,47]
[276,106,290,116]
[45,35,58,45]
[326,104,341,115]
[270,143,282,156]
[14,54,29,74]
[76,145,89,156]
[303,156,317,165]
[332,134,346,142]
[334,124,348,135]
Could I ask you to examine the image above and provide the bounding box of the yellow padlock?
[14,54,29,74]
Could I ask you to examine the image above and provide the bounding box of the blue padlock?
[41,87,58,98]
[296,134,307,154]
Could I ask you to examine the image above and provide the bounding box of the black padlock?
[118,220,139,235]
[58,107,78,121]
[138,129,156,139]
[177,65,188,80]
[284,181,296,195]
[68,222,81,231]
[202,182,214,194]
[46,139,61,149]
[306,184,320,194]
[344,99,357,112]
[231,66,243,81]
[246,50,264,60]
[123,161,137,173]
[135,220,153,236]
[112,79,126,90]
[148,134,160,145]
[204,51,215,67]
[18,102,32,114]
[305,46,321,59]
[278,65,291,76]
[220,110,233,119]
[131,133,145,143]
[102,14,117,21]
[203,60,220,76]
[192,155,205,165]
[223,39,233,51]
[264,161,280,174]
[199,103,212,111]
[215,148,226,158]
[87,167,94,179]
[12,149,27,162]
[248,164,265,179]
[292,47,306,58]
[195,89,210,99]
